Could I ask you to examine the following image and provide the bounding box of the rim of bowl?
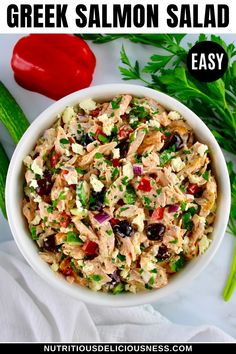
[6,83,231,307]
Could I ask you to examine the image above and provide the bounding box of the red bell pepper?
[118,125,133,139]
[187,183,201,195]
[152,207,165,220]
[138,177,152,192]
[11,34,96,100]
[59,212,71,228]
[50,151,61,168]
[82,240,98,255]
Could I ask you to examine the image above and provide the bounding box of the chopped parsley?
[169,239,178,244]
[60,138,69,145]
[151,269,157,273]
[121,176,129,185]
[202,171,209,181]
[149,276,155,285]
[159,147,175,167]
[104,159,113,166]
[95,152,104,159]
[111,97,122,109]
[123,185,136,204]
[30,226,38,240]
[111,167,119,180]
[156,188,162,195]
[170,253,185,272]
[182,212,193,231]
[91,274,102,282]
[117,254,126,262]
[180,201,187,211]
[75,167,85,175]
[106,229,113,236]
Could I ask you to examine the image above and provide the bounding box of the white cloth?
[0,241,234,343]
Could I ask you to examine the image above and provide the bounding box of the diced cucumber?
[67,231,84,245]
[76,180,90,207]
[0,142,9,218]
[0,82,29,144]
[112,283,125,295]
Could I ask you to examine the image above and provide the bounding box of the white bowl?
[6,84,231,307]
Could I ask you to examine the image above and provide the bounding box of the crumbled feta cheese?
[72,143,85,155]
[62,106,76,124]
[83,263,94,273]
[189,175,202,184]
[79,98,97,113]
[171,157,185,172]
[120,269,129,279]
[141,270,151,283]
[113,148,120,159]
[125,284,137,293]
[199,235,212,255]
[148,119,160,128]
[132,212,145,232]
[29,179,38,189]
[64,170,78,185]
[31,214,41,225]
[90,282,103,291]
[70,208,88,218]
[23,156,33,167]
[60,227,71,233]
[197,144,208,157]
[33,195,42,203]
[168,111,181,120]
[90,174,104,192]
[98,114,114,136]
[140,254,156,271]
[31,158,43,176]
[51,263,59,272]
[122,162,134,180]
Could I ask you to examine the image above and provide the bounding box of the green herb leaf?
[60,138,69,145]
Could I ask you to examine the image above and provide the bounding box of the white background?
[0,33,236,338]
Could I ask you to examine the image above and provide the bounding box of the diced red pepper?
[118,125,133,139]
[61,170,69,176]
[59,212,71,228]
[110,218,119,227]
[187,183,201,195]
[59,258,73,276]
[161,134,168,142]
[11,34,96,100]
[138,177,152,192]
[82,240,98,255]
[50,151,61,168]
[152,207,165,220]
[112,159,120,167]
[90,108,101,117]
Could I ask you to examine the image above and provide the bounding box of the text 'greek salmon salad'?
[22,95,217,294]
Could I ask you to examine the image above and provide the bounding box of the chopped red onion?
[133,164,143,175]
[94,212,111,224]
[168,204,179,213]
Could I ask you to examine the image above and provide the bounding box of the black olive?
[113,220,133,237]
[79,133,95,146]
[108,271,120,285]
[146,223,166,241]
[43,235,56,251]
[89,191,105,211]
[162,133,183,152]
[117,140,129,159]
[156,245,170,260]
[36,173,53,196]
